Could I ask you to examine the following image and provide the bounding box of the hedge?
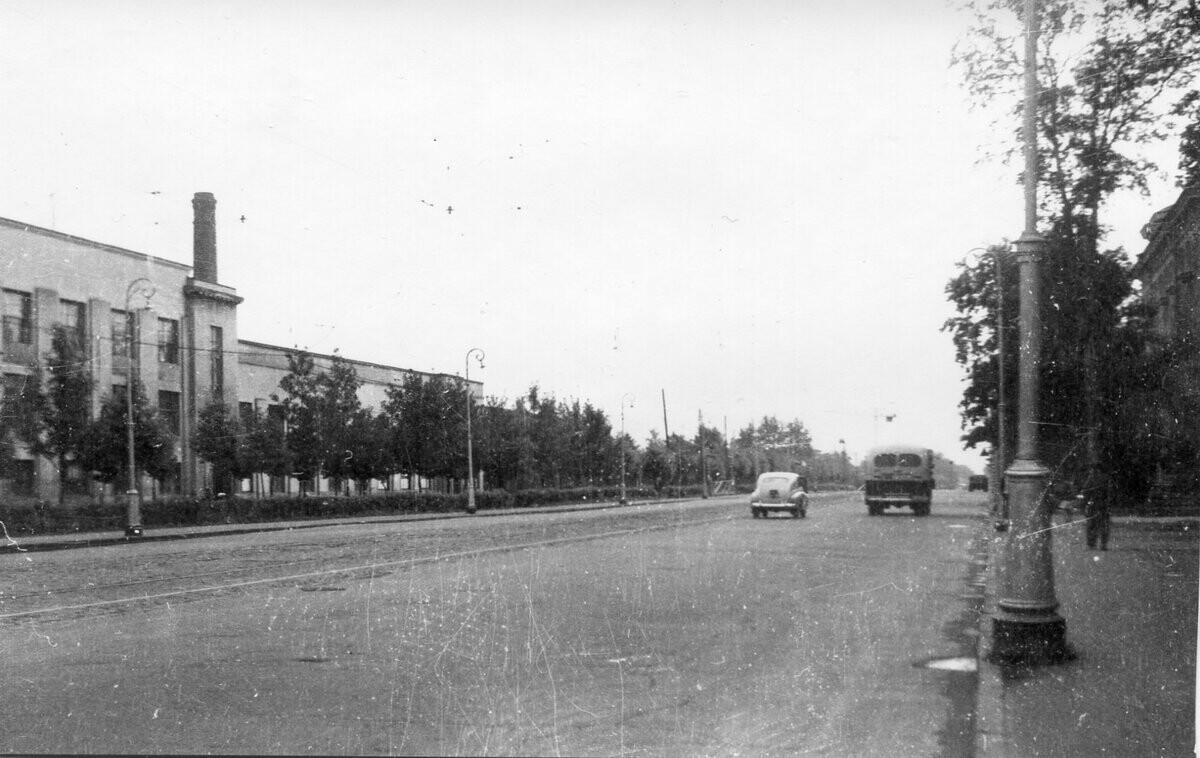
[0,483,721,537]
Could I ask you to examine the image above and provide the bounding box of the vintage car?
[749,471,809,519]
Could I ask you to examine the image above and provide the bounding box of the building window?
[239,401,253,426]
[2,290,33,349]
[267,403,286,432]
[10,459,35,495]
[58,299,85,349]
[158,390,181,435]
[210,325,224,399]
[158,318,179,364]
[111,310,133,362]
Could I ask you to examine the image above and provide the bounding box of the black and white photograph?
[0,0,1196,755]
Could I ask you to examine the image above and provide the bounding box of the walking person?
[1077,463,1115,550]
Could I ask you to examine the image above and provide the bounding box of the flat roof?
[0,216,191,272]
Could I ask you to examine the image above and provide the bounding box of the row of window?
[1,292,226,396]
[3,372,183,436]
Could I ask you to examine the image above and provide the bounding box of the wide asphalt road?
[2,490,992,756]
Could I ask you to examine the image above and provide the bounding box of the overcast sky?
[0,0,1180,473]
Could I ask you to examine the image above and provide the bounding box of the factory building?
[0,193,477,503]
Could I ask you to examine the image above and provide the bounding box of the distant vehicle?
[968,475,989,492]
[864,444,934,516]
[749,471,809,519]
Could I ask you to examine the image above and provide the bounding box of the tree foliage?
[274,351,366,492]
[80,381,176,486]
[947,0,1200,487]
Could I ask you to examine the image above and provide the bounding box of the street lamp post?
[124,277,155,537]
[990,0,1070,664]
[464,348,485,514]
[620,394,634,504]
[839,439,848,488]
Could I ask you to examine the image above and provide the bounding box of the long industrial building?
[0,193,478,503]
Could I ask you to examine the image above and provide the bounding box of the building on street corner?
[1134,184,1199,503]
[0,192,478,504]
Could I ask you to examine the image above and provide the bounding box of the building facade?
[1135,185,1199,498]
[1136,185,1199,340]
[0,193,479,503]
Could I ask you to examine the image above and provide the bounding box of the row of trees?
[944,0,1200,498]
[197,351,857,496]
[0,328,176,505]
[1,328,872,504]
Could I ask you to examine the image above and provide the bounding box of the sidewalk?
[977,513,1199,757]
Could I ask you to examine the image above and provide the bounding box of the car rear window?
[759,476,793,491]
[874,454,897,467]
[898,454,923,467]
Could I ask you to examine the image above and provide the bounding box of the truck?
[864,444,934,516]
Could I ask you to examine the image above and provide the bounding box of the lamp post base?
[990,613,1073,665]
[125,489,143,538]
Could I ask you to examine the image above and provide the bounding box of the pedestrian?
[1076,463,1115,550]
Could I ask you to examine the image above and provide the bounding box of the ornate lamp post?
[124,277,155,537]
[990,0,1070,664]
[620,394,634,504]
[464,348,485,514]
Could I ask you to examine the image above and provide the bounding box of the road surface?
[2,491,991,755]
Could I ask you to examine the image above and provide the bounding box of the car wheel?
[800,508,807,518]
[791,508,800,518]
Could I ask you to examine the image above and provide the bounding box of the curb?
[975,526,1011,758]
[3,494,752,554]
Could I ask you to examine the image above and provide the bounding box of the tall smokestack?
[192,192,217,282]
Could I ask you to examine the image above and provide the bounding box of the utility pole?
[994,244,1011,532]
[990,0,1071,664]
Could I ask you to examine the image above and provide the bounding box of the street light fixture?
[464,347,485,514]
[620,394,634,505]
[124,277,155,537]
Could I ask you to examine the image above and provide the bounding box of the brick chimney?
[192,192,217,282]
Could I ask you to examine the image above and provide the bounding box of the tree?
[473,396,525,490]
[29,327,94,504]
[275,351,364,494]
[194,402,245,496]
[640,434,671,491]
[345,410,393,493]
[80,382,175,490]
[732,416,814,475]
[382,373,465,491]
[243,407,291,497]
[948,0,1200,473]
[275,351,324,490]
[0,372,46,487]
[316,354,365,488]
